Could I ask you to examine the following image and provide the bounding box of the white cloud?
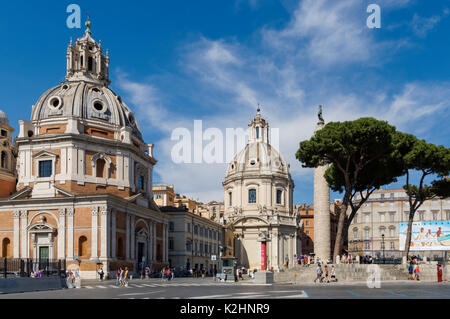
[114,0,449,204]
[411,10,449,38]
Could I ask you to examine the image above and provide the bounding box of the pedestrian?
[414,263,420,281]
[116,268,122,286]
[120,268,125,286]
[408,262,414,280]
[324,265,330,283]
[166,268,171,281]
[285,255,290,268]
[201,268,205,279]
[314,263,322,283]
[330,265,337,282]
[145,267,150,280]
[239,269,243,281]
[98,267,104,281]
[124,267,129,287]
[161,268,165,281]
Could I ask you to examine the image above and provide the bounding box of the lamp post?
[382,234,385,264]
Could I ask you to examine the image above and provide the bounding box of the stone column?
[20,211,28,258]
[58,209,66,259]
[130,215,135,260]
[111,209,116,259]
[67,208,74,260]
[147,222,152,264]
[165,224,169,263]
[13,211,20,258]
[125,213,130,260]
[162,224,166,262]
[49,233,54,259]
[314,119,331,263]
[153,223,156,261]
[100,206,110,260]
[91,207,99,260]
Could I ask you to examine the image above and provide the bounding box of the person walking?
[98,267,104,282]
[314,263,322,283]
[166,268,171,281]
[408,262,414,280]
[414,262,420,281]
[116,268,122,286]
[285,255,290,269]
[324,265,330,283]
[330,265,337,282]
[124,267,129,287]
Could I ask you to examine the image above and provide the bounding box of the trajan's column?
[313,106,331,263]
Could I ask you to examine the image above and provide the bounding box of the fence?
[0,258,66,279]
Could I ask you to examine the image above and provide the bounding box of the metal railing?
[0,258,66,279]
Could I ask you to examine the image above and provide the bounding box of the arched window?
[96,158,106,178]
[88,57,94,72]
[78,236,88,257]
[2,238,11,258]
[248,189,257,204]
[1,151,7,169]
[256,127,260,139]
[80,56,84,67]
[117,238,124,258]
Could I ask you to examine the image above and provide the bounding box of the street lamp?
[382,234,385,264]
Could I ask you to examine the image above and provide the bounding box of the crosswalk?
[83,282,232,290]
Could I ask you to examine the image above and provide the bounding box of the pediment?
[28,222,56,233]
[32,150,58,159]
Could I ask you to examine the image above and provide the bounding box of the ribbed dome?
[0,110,10,126]
[30,81,142,139]
[225,141,290,178]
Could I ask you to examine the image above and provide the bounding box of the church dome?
[225,109,291,180]
[0,110,10,126]
[30,82,142,139]
[29,19,142,140]
[226,142,289,178]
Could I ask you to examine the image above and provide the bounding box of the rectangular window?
[390,228,395,237]
[138,175,145,190]
[305,221,310,227]
[364,229,370,239]
[364,214,370,223]
[390,242,395,250]
[187,223,191,233]
[306,230,310,236]
[380,213,385,222]
[169,239,174,250]
[381,194,385,199]
[353,230,358,239]
[365,242,370,250]
[390,213,395,222]
[39,160,52,178]
[249,189,257,204]
[276,189,282,205]
[169,222,174,232]
[432,211,438,221]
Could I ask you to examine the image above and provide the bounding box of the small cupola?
[248,105,269,144]
[66,17,110,86]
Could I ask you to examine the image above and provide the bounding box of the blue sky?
[0,0,449,204]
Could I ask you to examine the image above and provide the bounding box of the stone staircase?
[274,263,447,283]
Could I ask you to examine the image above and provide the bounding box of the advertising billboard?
[399,221,450,251]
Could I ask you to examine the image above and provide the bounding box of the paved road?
[0,278,449,299]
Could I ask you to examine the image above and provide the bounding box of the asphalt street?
[0,278,449,299]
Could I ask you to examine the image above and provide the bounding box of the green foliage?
[297,118,408,194]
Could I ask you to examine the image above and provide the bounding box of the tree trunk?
[402,211,415,261]
[333,203,348,263]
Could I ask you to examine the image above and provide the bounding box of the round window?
[48,96,62,109]
[62,84,69,90]
[92,100,106,113]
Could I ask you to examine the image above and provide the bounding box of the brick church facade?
[0,21,169,278]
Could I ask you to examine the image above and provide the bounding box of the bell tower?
[66,18,110,86]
